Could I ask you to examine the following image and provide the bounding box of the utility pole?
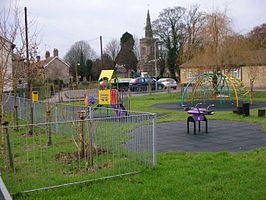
[100,36,103,69]
[24,7,31,99]
[154,40,159,90]
[25,7,34,131]
[76,63,80,87]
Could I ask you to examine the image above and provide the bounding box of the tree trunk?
[0,92,7,166]
[79,111,86,158]
[250,79,254,93]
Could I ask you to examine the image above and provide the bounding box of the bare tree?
[189,9,233,74]
[246,23,266,89]
[104,38,120,67]
[182,5,205,63]
[0,3,19,165]
[152,6,186,80]
[64,40,97,81]
[248,23,266,49]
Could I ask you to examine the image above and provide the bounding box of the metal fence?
[1,100,156,194]
[3,94,133,124]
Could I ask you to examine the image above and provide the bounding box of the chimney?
[45,51,50,59]
[36,55,40,62]
[53,48,59,57]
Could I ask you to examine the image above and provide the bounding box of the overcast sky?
[2,0,266,59]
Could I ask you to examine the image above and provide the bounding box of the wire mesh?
[3,94,144,124]
[0,110,156,194]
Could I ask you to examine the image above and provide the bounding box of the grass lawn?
[13,91,266,199]
[17,149,266,200]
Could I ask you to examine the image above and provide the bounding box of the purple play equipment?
[111,103,128,116]
[184,103,214,135]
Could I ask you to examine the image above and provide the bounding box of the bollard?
[258,109,265,117]
[237,106,243,115]
[242,103,250,116]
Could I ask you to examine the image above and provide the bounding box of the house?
[180,49,266,89]
[0,35,15,92]
[35,49,70,85]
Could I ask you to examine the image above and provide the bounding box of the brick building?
[180,49,266,89]
[35,49,70,84]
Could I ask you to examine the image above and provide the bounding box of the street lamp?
[76,63,80,85]
[154,41,158,78]
[154,40,162,90]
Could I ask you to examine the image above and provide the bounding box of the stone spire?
[145,10,153,38]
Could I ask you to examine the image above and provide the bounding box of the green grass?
[251,91,266,100]
[17,149,266,200]
[129,92,266,129]
[1,117,144,194]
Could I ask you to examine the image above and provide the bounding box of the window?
[188,69,193,80]
[141,47,146,55]
[232,69,240,79]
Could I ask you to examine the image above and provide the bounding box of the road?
[49,88,180,103]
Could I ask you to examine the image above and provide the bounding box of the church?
[137,10,157,77]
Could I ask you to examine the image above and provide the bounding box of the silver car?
[157,78,178,89]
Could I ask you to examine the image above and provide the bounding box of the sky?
[2,0,266,59]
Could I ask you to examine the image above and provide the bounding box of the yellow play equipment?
[97,70,128,116]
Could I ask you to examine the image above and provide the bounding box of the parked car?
[157,78,178,89]
[129,77,164,91]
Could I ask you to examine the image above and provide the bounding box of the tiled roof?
[33,56,69,69]
[180,49,266,68]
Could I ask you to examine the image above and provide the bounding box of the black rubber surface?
[156,120,266,152]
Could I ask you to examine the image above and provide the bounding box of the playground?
[151,72,266,151]
[181,72,253,109]
[1,70,266,199]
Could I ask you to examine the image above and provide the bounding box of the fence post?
[78,111,86,158]
[152,115,157,168]
[0,173,12,200]
[55,104,58,133]
[89,106,92,119]
[2,121,13,169]
[1,120,7,170]
[33,102,36,123]
[30,105,34,135]
[86,120,93,168]
[167,86,171,94]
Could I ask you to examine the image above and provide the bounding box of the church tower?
[138,10,156,76]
